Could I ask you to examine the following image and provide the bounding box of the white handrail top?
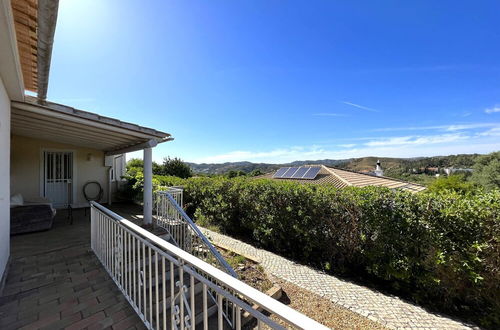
[91,202,328,330]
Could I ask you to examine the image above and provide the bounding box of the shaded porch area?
[0,204,146,330]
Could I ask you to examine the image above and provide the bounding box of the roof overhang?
[0,0,25,101]
[36,0,59,100]
[11,97,173,153]
[10,0,59,100]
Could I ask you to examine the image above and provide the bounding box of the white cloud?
[364,133,468,147]
[190,128,500,164]
[372,122,499,132]
[342,101,379,112]
[478,127,500,137]
[187,121,500,164]
[313,113,348,117]
[444,124,495,131]
[191,140,498,164]
[194,146,328,164]
[485,106,500,114]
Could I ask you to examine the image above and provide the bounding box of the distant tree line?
[124,152,500,192]
[390,152,500,193]
[126,157,193,179]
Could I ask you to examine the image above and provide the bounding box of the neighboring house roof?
[11,96,173,153]
[257,165,427,192]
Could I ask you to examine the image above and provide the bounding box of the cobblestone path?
[200,227,474,330]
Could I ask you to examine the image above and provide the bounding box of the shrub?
[122,173,500,328]
[426,174,476,194]
[183,177,500,327]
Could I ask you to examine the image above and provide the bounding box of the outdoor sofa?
[10,194,56,235]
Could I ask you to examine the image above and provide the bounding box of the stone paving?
[200,227,475,330]
[0,207,146,330]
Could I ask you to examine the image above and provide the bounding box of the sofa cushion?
[10,193,24,207]
[10,204,54,235]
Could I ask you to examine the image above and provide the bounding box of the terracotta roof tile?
[256,165,426,193]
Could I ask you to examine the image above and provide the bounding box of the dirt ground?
[219,248,386,329]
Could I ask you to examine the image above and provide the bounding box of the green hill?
[188,154,480,177]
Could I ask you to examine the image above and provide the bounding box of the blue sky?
[48,0,500,163]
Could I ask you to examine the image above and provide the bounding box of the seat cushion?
[10,193,24,207]
[10,204,54,235]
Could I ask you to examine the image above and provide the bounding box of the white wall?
[0,77,10,282]
[0,0,25,288]
[11,135,110,208]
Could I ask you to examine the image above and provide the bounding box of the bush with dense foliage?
[186,178,499,327]
[426,174,476,194]
[123,173,499,328]
[471,151,500,191]
[125,157,193,178]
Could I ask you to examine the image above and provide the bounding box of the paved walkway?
[200,228,474,330]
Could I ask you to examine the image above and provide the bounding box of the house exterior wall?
[109,154,126,203]
[1,0,25,289]
[10,135,110,208]
[0,77,11,284]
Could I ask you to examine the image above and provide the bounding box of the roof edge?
[14,96,172,139]
[37,0,59,100]
[322,165,353,186]
[326,165,427,188]
[0,0,25,101]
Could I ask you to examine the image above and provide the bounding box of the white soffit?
[11,98,172,152]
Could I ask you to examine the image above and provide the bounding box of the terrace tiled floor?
[0,206,146,330]
[200,228,476,330]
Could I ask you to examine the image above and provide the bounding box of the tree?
[470,151,500,191]
[126,158,163,176]
[248,169,263,177]
[226,170,246,178]
[126,158,143,177]
[158,157,193,179]
[152,162,163,175]
[426,174,475,194]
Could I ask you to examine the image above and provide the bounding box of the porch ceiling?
[11,97,172,152]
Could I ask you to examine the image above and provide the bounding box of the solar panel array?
[272,166,321,180]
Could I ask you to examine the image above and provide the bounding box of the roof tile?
[257,165,426,192]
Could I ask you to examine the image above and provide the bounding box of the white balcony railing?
[154,188,237,277]
[90,201,328,330]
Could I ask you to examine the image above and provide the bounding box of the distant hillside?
[187,159,350,175]
[188,154,480,175]
[340,157,409,173]
[187,162,277,175]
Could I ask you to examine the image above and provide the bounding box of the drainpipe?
[108,167,113,205]
[143,147,153,225]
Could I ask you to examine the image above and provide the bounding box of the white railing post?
[143,147,153,225]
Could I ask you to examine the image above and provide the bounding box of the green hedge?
[126,175,500,327]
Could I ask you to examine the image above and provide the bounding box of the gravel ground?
[219,247,386,329]
[268,276,387,329]
[139,225,387,329]
[220,249,274,292]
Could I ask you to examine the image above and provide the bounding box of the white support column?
[143,147,153,224]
